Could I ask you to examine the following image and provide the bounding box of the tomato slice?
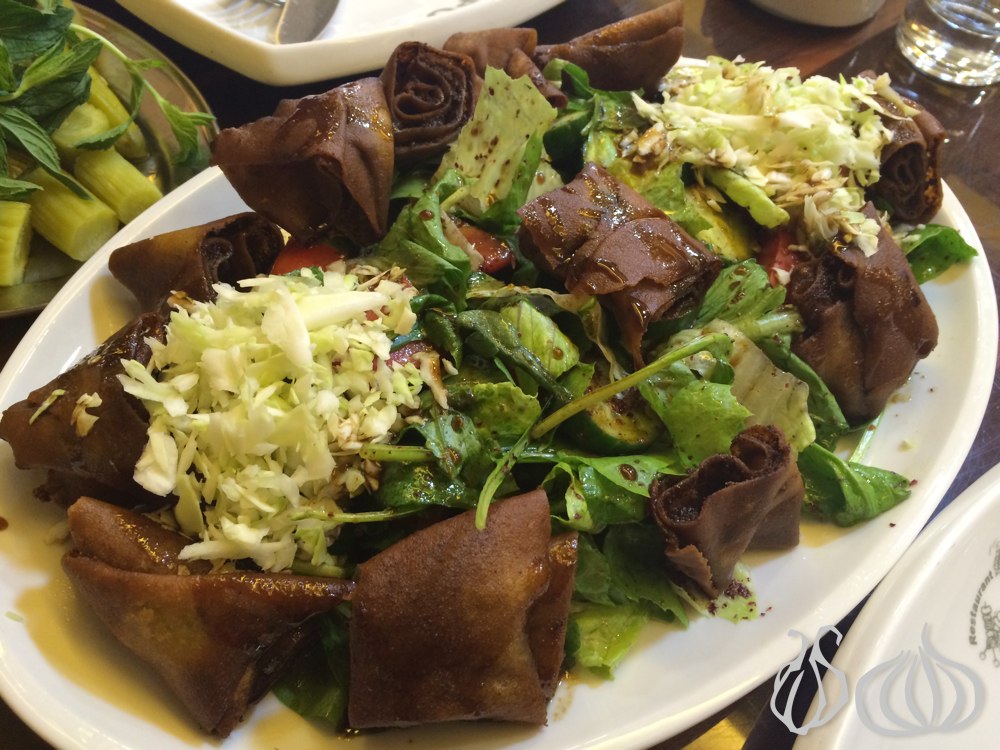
[389,340,435,367]
[270,238,346,275]
[757,228,802,286]
[455,222,515,275]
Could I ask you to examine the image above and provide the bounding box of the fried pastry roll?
[518,163,721,366]
[380,41,480,167]
[649,425,804,599]
[443,28,567,108]
[869,88,946,223]
[786,203,939,424]
[347,489,577,728]
[108,212,284,312]
[62,497,354,737]
[211,78,394,247]
[533,0,684,94]
[0,313,167,509]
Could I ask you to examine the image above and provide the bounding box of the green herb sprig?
[0,0,214,201]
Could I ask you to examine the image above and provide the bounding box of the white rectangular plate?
[115,0,565,85]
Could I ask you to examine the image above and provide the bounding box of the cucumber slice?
[562,363,663,453]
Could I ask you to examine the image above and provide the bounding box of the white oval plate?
[0,166,995,750]
[793,463,1000,749]
[115,0,564,86]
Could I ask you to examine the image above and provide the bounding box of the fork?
[214,0,284,31]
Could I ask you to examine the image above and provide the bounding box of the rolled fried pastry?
[786,203,939,424]
[518,163,720,366]
[649,425,804,599]
[533,0,684,93]
[0,313,167,509]
[211,78,394,247]
[871,89,945,223]
[443,28,567,108]
[108,212,284,312]
[380,41,480,167]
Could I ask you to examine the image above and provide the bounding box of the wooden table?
[2,0,998,747]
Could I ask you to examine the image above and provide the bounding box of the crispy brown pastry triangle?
[347,489,577,728]
[62,497,353,737]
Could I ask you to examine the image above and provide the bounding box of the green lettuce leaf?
[573,534,616,606]
[659,380,749,467]
[798,442,912,525]
[273,611,350,728]
[568,602,649,679]
[499,299,580,378]
[757,337,850,448]
[899,223,978,283]
[446,380,542,443]
[372,170,471,305]
[455,308,573,402]
[603,523,688,625]
[434,66,558,232]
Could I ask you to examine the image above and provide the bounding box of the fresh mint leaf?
[1,106,71,182]
[11,69,89,131]
[10,37,101,100]
[69,22,215,167]
[0,173,41,200]
[158,97,215,166]
[0,41,14,92]
[0,0,73,65]
[0,106,82,195]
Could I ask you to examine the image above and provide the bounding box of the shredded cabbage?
[627,57,907,255]
[118,263,427,573]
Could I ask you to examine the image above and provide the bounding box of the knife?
[275,0,339,44]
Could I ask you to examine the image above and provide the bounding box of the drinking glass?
[896,0,1000,86]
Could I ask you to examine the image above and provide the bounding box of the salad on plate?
[0,1,981,742]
